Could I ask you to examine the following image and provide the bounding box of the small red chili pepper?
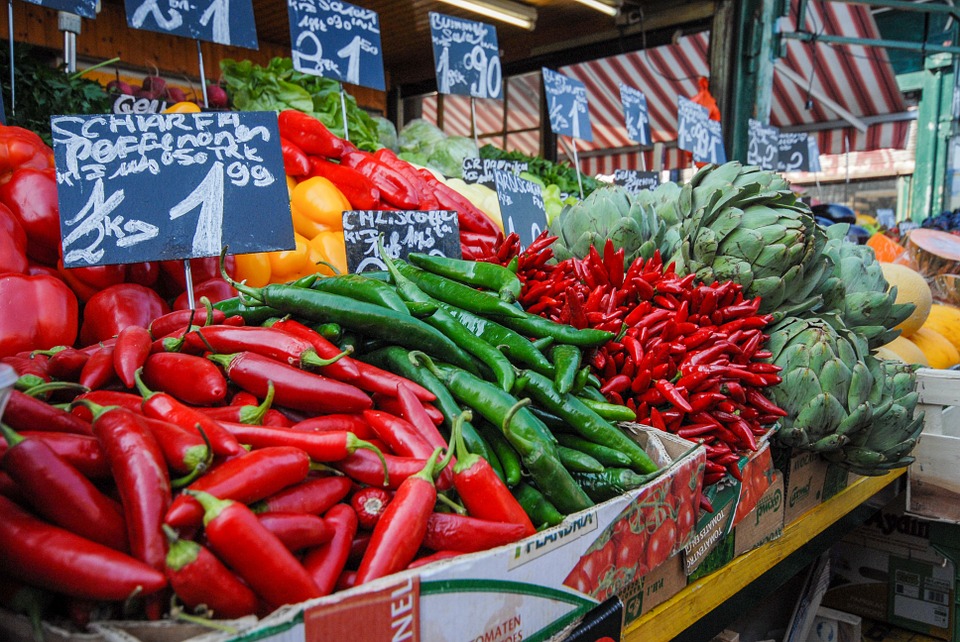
[164,446,311,528]
[394,382,448,451]
[162,524,258,619]
[79,343,118,390]
[745,389,787,417]
[252,476,353,516]
[291,413,374,439]
[188,490,321,609]
[303,503,358,596]
[113,326,153,389]
[654,378,693,413]
[333,449,430,490]
[135,369,243,458]
[143,352,228,406]
[218,421,387,471]
[141,416,210,477]
[71,390,143,421]
[208,352,373,415]
[148,307,225,340]
[4,389,93,435]
[351,486,392,530]
[197,381,276,426]
[0,430,109,479]
[40,346,89,380]
[267,317,362,382]
[0,423,127,551]
[423,513,531,553]
[258,512,334,551]
[2,353,49,389]
[372,393,444,425]
[185,325,343,372]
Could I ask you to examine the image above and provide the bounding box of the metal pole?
[58,12,80,74]
[339,84,350,142]
[183,260,196,310]
[639,145,646,171]
[570,136,584,200]
[7,1,14,117]
[197,40,208,108]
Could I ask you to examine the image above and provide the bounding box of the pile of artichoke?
[547,161,924,475]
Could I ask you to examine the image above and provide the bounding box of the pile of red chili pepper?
[0,306,538,625]
[489,233,787,486]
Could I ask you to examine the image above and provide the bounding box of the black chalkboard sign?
[52,112,293,268]
[123,0,258,49]
[619,83,651,146]
[677,96,726,164]
[543,67,592,141]
[461,157,527,189]
[342,209,461,274]
[494,169,545,250]
[429,12,502,100]
[23,0,97,19]
[613,169,659,195]
[747,119,780,170]
[777,132,822,172]
[288,0,385,92]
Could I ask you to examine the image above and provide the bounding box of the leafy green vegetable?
[396,119,478,177]
[480,144,602,197]
[0,41,112,145]
[427,136,478,177]
[399,119,445,154]
[220,57,382,152]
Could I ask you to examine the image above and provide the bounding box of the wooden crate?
[907,368,960,524]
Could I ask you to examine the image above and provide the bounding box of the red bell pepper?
[0,495,167,601]
[303,503,358,596]
[0,168,60,265]
[0,423,128,551]
[278,110,347,159]
[163,525,258,619]
[0,273,78,358]
[0,125,54,179]
[0,203,27,275]
[57,261,127,303]
[189,490,322,609]
[79,283,170,346]
[142,352,228,406]
[172,278,236,310]
[158,255,236,297]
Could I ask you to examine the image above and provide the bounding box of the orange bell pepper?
[291,177,350,231]
[233,252,272,288]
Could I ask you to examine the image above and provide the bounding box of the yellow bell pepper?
[290,203,333,240]
[291,177,351,231]
[267,233,314,282]
[163,101,201,113]
[308,229,348,276]
[286,175,298,199]
[233,252,272,288]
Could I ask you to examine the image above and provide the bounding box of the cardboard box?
[0,426,703,642]
[907,369,960,525]
[822,494,956,640]
[619,554,686,626]
[807,606,862,642]
[774,447,850,526]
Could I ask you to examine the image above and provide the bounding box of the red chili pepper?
[149,307,225,340]
[654,378,693,413]
[113,326,153,389]
[353,361,436,402]
[600,374,631,396]
[258,512,334,551]
[355,448,446,584]
[373,148,440,208]
[209,352,373,415]
[218,421,387,468]
[5,389,93,435]
[188,490,321,609]
[291,413,375,439]
[307,155,381,210]
[135,370,243,458]
[303,503,358,596]
[0,273,79,359]
[79,284,169,347]
[0,430,109,479]
[267,318,362,382]
[333,449,429,490]
[141,416,210,476]
[2,353,49,389]
[280,136,311,177]
[362,410,434,461]
[278,110,347,159]
[0,423,127,551]
[252,476,353,516]
[0,495,167,601]
[373,393,444,425]
[423,513,531,553]
[163,525,257,619]
[351,486,392,530]
[77,343,117,390]
[394,382,447,451]
[165,446,311,528]
[142,352,228,406]
[38,346,88,380]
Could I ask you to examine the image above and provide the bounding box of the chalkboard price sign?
[747,119,780,170]
[342,209,461,274]
[52,112,293,268]
[543,67,592,142]
[429,12,502,100]
[619,83,651,146]
[287,0,385,91]
[123,0,259,49]
[494,169,545,250]
[461,157,527,188]
[777,132,821,172]
[613,169,659,195]
[677,96,726,164]
[23,0,97,18]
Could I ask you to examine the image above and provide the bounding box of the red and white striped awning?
[421,0,908,173]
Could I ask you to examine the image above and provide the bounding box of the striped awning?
[421,0,908,173]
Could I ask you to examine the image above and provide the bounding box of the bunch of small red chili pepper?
[489,233,787,486]
[0,305,537,625]
[277,110,503,259]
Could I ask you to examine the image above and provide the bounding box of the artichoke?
[814,224,915,349]
[667,162,826,315]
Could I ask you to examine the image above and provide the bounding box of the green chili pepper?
[311,322,342,342]
[213,297,283,324]
[404,301,439,317]
[476,421,521,487]
[571,468,663,503]
[408,253,522,303]
[528,406,570,433]
[414,354,591,514]
[311,274,409,314]
[578,398,638,423]
[512,482,564,529]
[496,312,614,347]
[550,344,581,395]
[557,446,604,473]
[396,262,526,319]
[576,385,608,403]
[513,370,657,474]
[381,247,514,392]
[556,433,634,468]
[227,282,480,375]
[571,365,592,394]
[436,302,554,375]
[360,346,494,465]
[532,337,555,351]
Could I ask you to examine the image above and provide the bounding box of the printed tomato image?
[733,447,774,524]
